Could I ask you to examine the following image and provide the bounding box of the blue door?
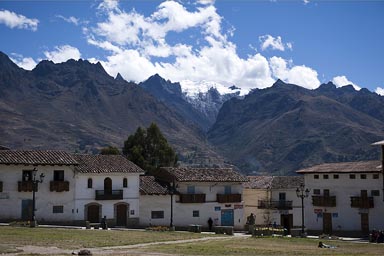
[221,209,234,226]
[21,199,33,221]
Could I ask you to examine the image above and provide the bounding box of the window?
[22,170,33,181]
[193,210,199,217]
[371,190,380,197]
[333,174,339,179]
[187,185,195,194]
[279,192,286,201]
[87,178,93,188]
[360,174,367,179]
[323,189,330,197]
[349,174,356,179]
[54,170,64,181]
[313,189,320,195]
[151,211,164,219]
[0,181,3,192]
[323,174,329,179]
[314,174,319,179]
[53,205,64,213]
[123,178,128,188]
[373,174,379,179]
[361,190,368,197]
[224,185,231,195]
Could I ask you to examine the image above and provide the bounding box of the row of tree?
[100,123,178,173]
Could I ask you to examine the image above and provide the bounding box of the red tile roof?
[296,160,382,174]
[160,167,248,182]
[244,176,303,189]
[140,176,170,195]
[0,150,77,165]
[74,154,144,174]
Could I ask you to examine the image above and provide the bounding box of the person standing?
[208,217,213,231]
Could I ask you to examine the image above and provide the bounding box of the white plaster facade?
[300,166,384,236]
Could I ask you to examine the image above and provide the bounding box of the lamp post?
[296,183,309,237]
[169,181,175,230]
[31,168,44,228]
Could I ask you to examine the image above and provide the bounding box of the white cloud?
[11,55,37,70]
[259,35,292,51]
[375,87,384,96]
[56,15,79,26]
[332,75,361,90]
[86,1,319,93]
[0,9,38,31]
[269,56,320,89]
[43,45,81,63]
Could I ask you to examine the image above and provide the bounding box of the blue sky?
[0,0,383,95]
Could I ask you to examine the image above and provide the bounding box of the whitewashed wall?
[304,172,384,232]
[0,164,76,222]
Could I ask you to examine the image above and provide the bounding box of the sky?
[0,0,383,96]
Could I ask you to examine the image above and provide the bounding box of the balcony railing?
[50,181,70,192]
[179,193,206,203]
[95,190,123,200]
[350,196,374,208]
[18,181,36,192]
[312,195,336,207]
[257,200,293,210]
[217,193,242,203]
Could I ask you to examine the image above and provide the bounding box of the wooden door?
[104,178,112,195]
[21,199,33,221]
[116,204,128,226]
[280,214,293,234]
[87,205,100,223]
[323,213,332,235]
[361,213,369,235]
[221,209,234,226]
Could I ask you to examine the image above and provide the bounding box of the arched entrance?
[115,203,129,227]
[86,203,101,223]
[104,177,112,195]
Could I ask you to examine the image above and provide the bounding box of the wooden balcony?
[18,181,36,192]
[257,200,293,210]
[50,181,70,192]
[312,196,336,207]
[217,193,242,203]
[95,190,123,200]
[179,193,206,203]
[350,196,374,208]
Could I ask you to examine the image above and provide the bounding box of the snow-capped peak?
[179,80,248,98]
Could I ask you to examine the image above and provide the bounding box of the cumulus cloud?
[269,56,320,89]
[43,45,81,63]
[332,75,361,90]
[0,9,38,31]
[85,0,319,93]
[259,35,292,51]
[11,56,37,70]
[375,87,384,96]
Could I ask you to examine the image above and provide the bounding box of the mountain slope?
[208,80,384,175]
[0,52,224,166]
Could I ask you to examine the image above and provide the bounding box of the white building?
[297,160,384,237]
[243,176,304,234]
[0,150,144,227]
[141,167,249,230]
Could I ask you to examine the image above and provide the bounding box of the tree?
[100,146,120,155]
[123,123,177,172]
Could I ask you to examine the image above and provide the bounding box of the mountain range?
[1,51,384,175]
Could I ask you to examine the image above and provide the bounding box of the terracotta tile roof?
[160,167,249,182]
[296,160,382,174]
[74,154,144,174]
[271,176,304,189]
[140,176,170,195]
[243,176,273,189]
[244,176,304,189]
[0,150,77,165]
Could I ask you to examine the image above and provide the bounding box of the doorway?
[87,204,100,223]
[221,209,234,226]
[104,178,112,195]
[361,213,369,235]
[21,199,33,221]
[280,214,293,234]
[323,213,332,235]
[116,204,128,227]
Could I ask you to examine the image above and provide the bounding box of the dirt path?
[6,235,246,255]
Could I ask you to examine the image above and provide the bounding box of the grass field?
[0,226,382,255]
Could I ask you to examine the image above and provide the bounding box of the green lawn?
[140,236,384,256]
[0,226,382,256]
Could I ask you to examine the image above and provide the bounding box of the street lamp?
[31,167,44,228]
[296,183,310,237]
